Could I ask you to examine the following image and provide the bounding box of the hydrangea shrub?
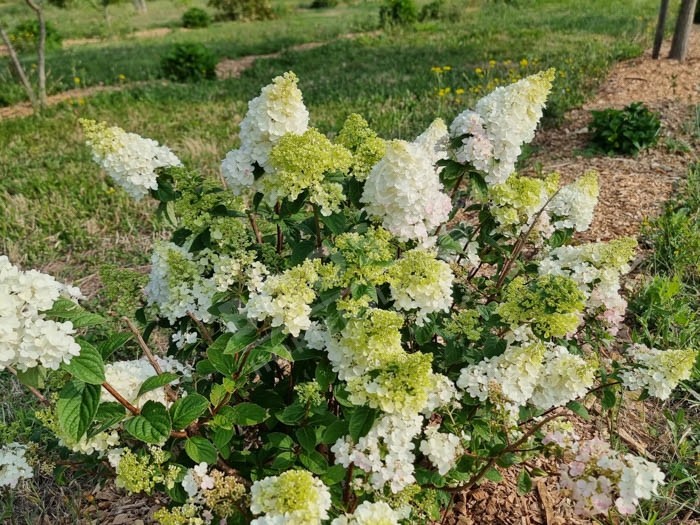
[1,70,698,523]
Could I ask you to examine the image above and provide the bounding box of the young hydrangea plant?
[2,70,698,524]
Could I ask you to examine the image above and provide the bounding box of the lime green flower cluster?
[153,503,204,525]
[250,469,331,523]
[267,129,353,215]
[488,174,559,234]
[333,309,405,371]
[114,447,178,494]
[336,113,387,181]
[331,227,395,287]
[347,351,435,414]
[498,275,586,338]
[444,309,483,341]
[295,380,325,407]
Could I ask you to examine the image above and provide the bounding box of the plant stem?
[275,202,284,254]
[187,312,214,345]
[101,381,140,416]
[313,205,323,249]
[6,366,49,405]
[247,211,263,244]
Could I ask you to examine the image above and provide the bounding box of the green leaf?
[299,450,328,475]
[209,384,228,407]
[137,372,180,398]
[321,420,348,444]
[349,407,377,442]
[483,468,503,483]
[276,402,306,425]
[567,400,591,420]
[229,402,267,426]
[15,366,46,389]
[223,324,258,355]
[296,427,317,453]
[90,402,126,436]
[44,297,106,328]
[185,436,219,464]
[601,387,617,411]
[97,333,132,359]
[320,212,346,235]
[56,380,101,442]
[517,469,532,495]
[207,333,236,375]
[315,361,336,391]
[212,427,234,450]
[62,339,105,385]
[170,393,209,430]
[124,401,172,444]
[322,464,346,485]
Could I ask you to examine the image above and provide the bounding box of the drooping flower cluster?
[362,124,451,243]
[387,249,454,325]
[620,344,697,400]
[546,172,600,232]
[144,242,219,324]
[450,69,555,184]
[538,237,637,331]
[0,443,33,488]
[332,413,424,493]
[557,437,664,517]
[250,470,331,525]
[80,119,182,200]
[102,356,190,408]
[245,259,321,337]
[330,500,402,525]
[336,113,386,181]
[419,424,465,476]
[0,255,81,371]
[221,72,309,194]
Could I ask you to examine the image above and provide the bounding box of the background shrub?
[379,0,418,27]
[182,7,212,28]
[309,0,338,8]
[9,20,63,54]
[208,0,274,21]
[161,43,217,82]
[589,102,661,155]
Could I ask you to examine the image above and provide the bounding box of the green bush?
[161,43,218,83]
[9,19,63,54]
[182,7,212,28]
[309,0,338,8]
[379,0,418,27]
[589,102,661,155]
[208,0,274,21]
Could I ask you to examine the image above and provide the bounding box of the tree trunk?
[132,0,147,13]
[652,0,670,59]
[24,0,47,108]
[0,25,39,110]
[669,0,698,61]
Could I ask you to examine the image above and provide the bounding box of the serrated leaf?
[57,380,101,442]
[62,339,105,385]
[170,393,209,430]
[137,372,180,398]
[321,420,348,445]
[185,436,218,464]
[223,325,258,355]
[44,297,105,328]
[212,427,234,450]
[299,450,328,475]
[89,402,126,437]
[124,401,172,444]
[276,402,306,425]
[97,333,132,359]
[483,468,503,483]
[517,469,532,495]
[349,407,377,442]
[15,366,46,389]
[567,400,591,420]
[315,361,335,391]
[229,402,267,426]
[296,427,317,453]
[322,464,346,485]
[208,333,236,375]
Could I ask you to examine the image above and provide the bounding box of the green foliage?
[309,0,338,8]
[419,0,463,21]
[379,0,418,27]
[161,43,217,82]
[182,7,212,28]
[589,102,661,155]
[208,0,273,21]
[8,19,63,54]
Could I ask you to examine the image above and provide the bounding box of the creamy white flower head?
[546,172,599,232]
[102,356,190,409]
[362,139,451,242]
[620,344,697,400]
[250,470,331,525]
[0,443,33,488]
[80,119,181,200]
[450,69,555,185]
[237,71,309,169]
[415,118,449,165]
[331,501,402,525]
[0,256,81,372]
[332,413,423,493]
[529,345,595,410]
[221,147,256,195]
[419,423,464,475]
[59,430,120,456]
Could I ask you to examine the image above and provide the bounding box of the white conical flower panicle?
[80,119,181,200]
[450,69,555,185]
[0,256,81,372]
[361,135,451,243]
[0,443,33,488]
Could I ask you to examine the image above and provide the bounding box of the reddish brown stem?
[188,312,214,345]
[7,366,49,405]
[102,381,140,416]
[247,211,263,244]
